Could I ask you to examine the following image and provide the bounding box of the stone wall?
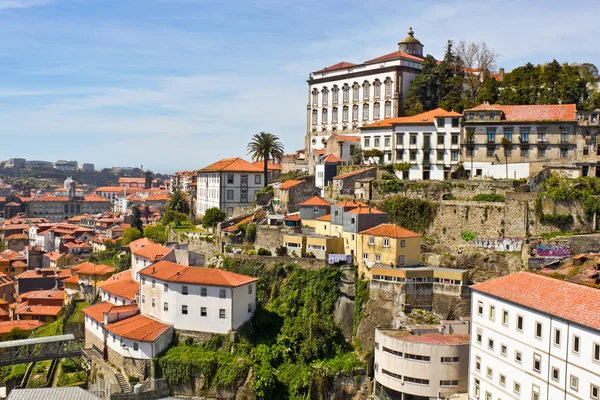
[228,254,326,269]
[176,329,216,344]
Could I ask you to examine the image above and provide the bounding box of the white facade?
[28,226,53,252]
[463,161,531,180]
[197,171,264,217]
[138,276,256,335]
[469,290,600,400]
[361,116,462,180]
[100,289,134,306]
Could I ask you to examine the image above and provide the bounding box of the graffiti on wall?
[473,238,524,252]
[535,244,570,258]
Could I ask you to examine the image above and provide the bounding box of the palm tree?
[167,190,190,215]
[500,137,512,180]
[247,132,285,187]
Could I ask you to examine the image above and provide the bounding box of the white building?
[361,108,462,180]
[129,238,175,282]
[138,260,257,335]
[196,157,265,217]
[306,28,425,153]
[28,225,54,252]
[469,272,600,400]
[93,187,127,212]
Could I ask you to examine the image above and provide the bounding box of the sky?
[1,0,599,173]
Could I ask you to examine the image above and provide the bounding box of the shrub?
[202,208,227,229]
[275,246,287,257]
[380,196,436,234]
[472,193,505,202]
[461,231,476,241]
[442,193,456,200]
[128,376,140,384]
[257,248,272,256]
[381,172,396,180]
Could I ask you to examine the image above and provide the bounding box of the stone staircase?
[115,371,132,393]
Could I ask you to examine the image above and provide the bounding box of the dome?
[399,27,422,45]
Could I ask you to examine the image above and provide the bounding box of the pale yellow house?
[283,234,306,256]
[306,235,344,260]
[315,214,332,236]
[358,223,422,278]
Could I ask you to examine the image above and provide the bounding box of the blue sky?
[1,0,599,173]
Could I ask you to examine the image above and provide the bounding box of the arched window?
[374,79,381,100]
[374,102,380,120]
[384,101,392,118]
[312,89,319,106]
[322,87,329,106]
[353,83,360,102]
[332,107,338,124]
[332,85,339,105]
[312,109,318,125]
[342,106,349,123]
[352,105,359,122]
[363,81,370,101]
[343,84,350,103]
[384,78,393,98]
[363,104,370,121]
[322,108,328,124]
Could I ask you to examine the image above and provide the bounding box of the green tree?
[131,206,144,234]
[362,149,384,164]
[143,223,168,244]
[120,228,142,246]
[477,75,500,104]
[167,190,191,215]
[247,132,285,187]
[163,210,188,227]
[7,328,29,341]
[202,207,227,229]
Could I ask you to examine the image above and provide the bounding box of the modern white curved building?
[374,321,470,399]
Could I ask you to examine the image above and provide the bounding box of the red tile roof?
[313,61,357,73]
[200,157,263,173]
[283,214,301,221]
[63,275,79,285]
[222,215,254,233]
[139,260,258,287]
[16,303,63,317]
[279,180,304,190]
[464,103,577,122]
[334,200,369,208]
[362,108,462,129]
[251,161,282,171]
[365,50,424,64]
[94,186,126,193]
[321,153,342,163]
[315,214,331,221]
[392,333,470,345]
[347,206,384,215]
[83,301,114,323]
[0,319,44,334]
[129,238,172,261]
[333,167,377,180]
[333,135,361,143]
[298,196,332,207]
[77,263,115,276]
[472,272,600,330]
[359,223,420,238]
[104,314,171,342]
[100,277,138,301]
[118,177,146,184]
[20,289,65,301]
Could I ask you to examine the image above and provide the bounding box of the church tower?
[398,27,423,57]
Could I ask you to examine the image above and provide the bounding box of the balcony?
[537,138,549,144]
[423,143,432,150]
[519,136,529,144]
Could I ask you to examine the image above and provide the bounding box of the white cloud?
[0,0,53,9]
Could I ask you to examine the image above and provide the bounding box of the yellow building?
[76,263,116,293]
[306,235,344,260]
[315,214,332,236]
[283,234,306,256]
[358,223,422,278]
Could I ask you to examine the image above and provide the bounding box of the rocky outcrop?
[334,295,355,341]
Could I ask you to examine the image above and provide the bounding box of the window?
[487,147,495,157]
[364,137,370,147]
[592,384,599,400]
[201,307,207,317]
[594,343,600,363]
[573,335,580,354]
[520,129,529,143]
[164,283,169,292]
[517,315,523,331]
[538,147,546,158]
[363,83,370,100]
[440,356,459,362]
[383,238,390,247]
[437,150,444,161]
[384,136,390,147]
[322,108,328,124]
[554,329,561,347]
[312,90,318,105]
[375,254,381,262]
[561,129,569,143]
[255,175,261,184]
[362,252,368,261]
[499,374,506,386]
[322,88,328,106]
[332,107,338,123]
[520,146,529,157]
[382,369,402,381]
[227,174,234,184]
[488,338,494,350]
[241,189,248,202]
[515,350,522,363]
[475,356,481,371]
[400,240,405,248]
[504,128,513,141]
[552,367,559,381]
[500,344,507,356]
[385,80,392,97]
[532,385,540,400]
[535,322,542,339]
[485,392,492,400]
[513,382,521,395]
[584,146,590,156]
[332,86,339,104]
[374,103,380,120]
[152,298,155,307]
[353,85,359,101]
[486,367,493,379]
[133,342,139,351]
[451,150,459,161]
[142,295,145,303]
[352,105,359,121]
[182,285,188,295]
[363,104,369,120]
[533,353,541,372]
[152,280,155,288]
[374,81,381,99]
[437,118,446,127]
[474,379,481,399]
[219,289,226,299]
[164,302,168,311]
[476,329,482,344]
[487,129,496,143]
[489,305,495,321]
[369,236,375,245]
[384,101,391,118]
[342,106,349,122]
[226,190,234,200]
[477,301,484,316]
[182,305,188,315]
[343,85,349,102]
[570,375,579,391]
[200,287,207,297]
[248,284,253,294]
[219,309,226,319]
[410,150,416,161]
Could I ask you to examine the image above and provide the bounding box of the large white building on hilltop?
[469,272,600,400]
[306,28,425,153]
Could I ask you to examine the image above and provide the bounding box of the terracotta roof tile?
[104,314,171,342]
[365,50,424,64]
[283,214,301,221]
[334,200,369,208]
[63,275,79,284]
[129,238,172,261]
[94,187,126,194]
[200,157,263,173]
[83,301,114,323]
[362,108,462,129]
[16,304,63,317]
[464,103,576,122]
[321,153,342,163]
[313,61,357,73]
[298,196,332,207]
[222,215,254,233]
[279,180,304,190]
[139,260,258,287]
[333,135,361,143]
[472,272,600,331]
[76,263,115,276]
[391,332,469,345]
[20,289,65,301]
[347,206,385,215]
[333,167,377,180]
[251,161,282,171]
[118,177,146,184]
[0,320,44,334]
[315,214,331,221]
[100,277,138,301]
[359,223,420,238]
